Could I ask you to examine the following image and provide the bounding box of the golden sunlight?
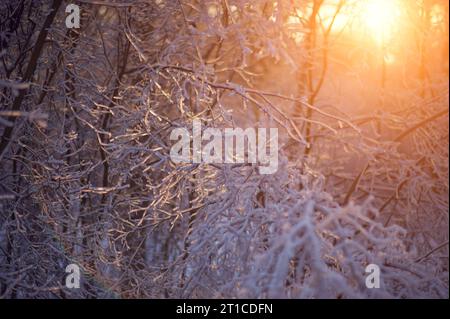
[361,0,401,44]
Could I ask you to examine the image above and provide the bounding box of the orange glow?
[361,0,401,44]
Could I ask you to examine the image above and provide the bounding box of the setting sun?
[362,0,401,44]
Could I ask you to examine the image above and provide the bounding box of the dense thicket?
[0,0,448,298]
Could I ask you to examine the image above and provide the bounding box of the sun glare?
[362,0,401,44]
